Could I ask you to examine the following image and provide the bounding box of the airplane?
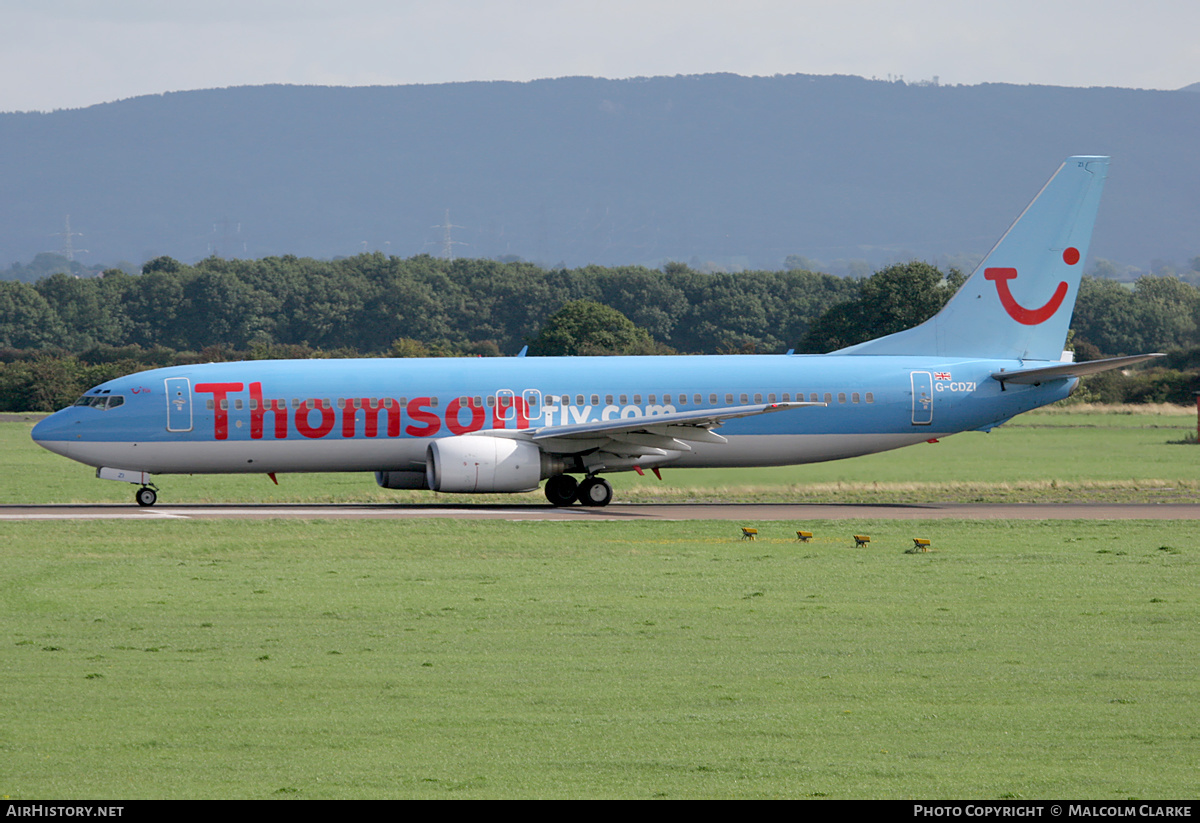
[31,156,1160,508]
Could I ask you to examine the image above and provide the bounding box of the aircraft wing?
[483,401,824,462]
[528,401,824,466]
[991,353,1164,386]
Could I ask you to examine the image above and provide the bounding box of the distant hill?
[1,75,1197,271]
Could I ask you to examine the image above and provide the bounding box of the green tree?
[35,273,126,349]
[799,262,963,352]
[527,300,664,356]
[1131,276,1199,351]
[0,281,68,348]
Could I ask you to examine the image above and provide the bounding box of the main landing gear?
[544,474,613,508]
[135,486,158,507]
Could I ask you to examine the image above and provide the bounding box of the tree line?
[2,254,1199,410]
[2,253,863,356]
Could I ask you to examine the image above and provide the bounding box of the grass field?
[2,406,1197,798]
[2,519,1196,799]
[4,404,1199,505]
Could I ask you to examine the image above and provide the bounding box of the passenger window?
[725,394,733,404]
[235,399,244,410]
[619,395,627,404]
[782,393,790,402]
[865,392,875,403]
[823,393,832,404]
[633,394,642,404]
[837,393,846,403]
[695,394,703,405]
[852,392,860,403]
[577,395,586,406]
[592,395,600,405]
[754,393,763,404]
[768,394,776,403]
[740,393,748,404]
[811,393,819,403]
[606,395,613,405]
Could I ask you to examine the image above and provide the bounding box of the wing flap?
[529,401,823,443]
[474,402,824,463]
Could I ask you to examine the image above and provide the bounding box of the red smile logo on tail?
[984,248,1079,325]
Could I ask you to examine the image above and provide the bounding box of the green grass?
[5,408,1198,798]
[1,519,1196,799]
[5,405,1199,505]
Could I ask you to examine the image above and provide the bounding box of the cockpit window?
[73,395,124,410]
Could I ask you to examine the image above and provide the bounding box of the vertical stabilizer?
[835,156,1109,360]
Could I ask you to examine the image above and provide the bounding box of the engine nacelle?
[374,470,430,490]
[426,436,544,493]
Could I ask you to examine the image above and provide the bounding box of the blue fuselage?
[31,354,1072,476]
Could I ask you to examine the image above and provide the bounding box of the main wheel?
[544,474,579,507]
[577,476,613,507]
[135,487,157,507]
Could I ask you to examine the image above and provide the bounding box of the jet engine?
[425,436,546,493]
[374,470,430,490]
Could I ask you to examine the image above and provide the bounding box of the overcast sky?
[2,0,1197,112]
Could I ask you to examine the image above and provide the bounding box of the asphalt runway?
[3,502,1200,521]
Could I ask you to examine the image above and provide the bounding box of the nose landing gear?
[96,468,159,507]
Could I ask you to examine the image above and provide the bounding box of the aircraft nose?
[31,410,79,458]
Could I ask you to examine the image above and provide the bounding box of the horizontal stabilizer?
[991,353,1164,385]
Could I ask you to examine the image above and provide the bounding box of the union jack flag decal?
[934,372,951,380]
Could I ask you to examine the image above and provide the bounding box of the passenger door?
[910,371,933,426]
[165,377,193,432]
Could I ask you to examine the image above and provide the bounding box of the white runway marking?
[3,503,1200,522]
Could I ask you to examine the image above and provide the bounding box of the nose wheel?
[135,486,158,507]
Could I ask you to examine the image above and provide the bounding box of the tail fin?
[836,156,1109,361]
